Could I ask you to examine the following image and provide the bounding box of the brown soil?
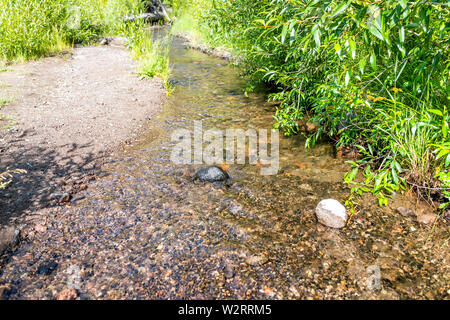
[0,39,165,234]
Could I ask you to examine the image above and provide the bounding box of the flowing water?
[0,34,448,299]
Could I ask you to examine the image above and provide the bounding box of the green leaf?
[399,0,407,9]
[345,70,350,86]
[281,24,288,44]
[332,1,350,18]
[349,39,356,59]
[359,58,366,74]
[391,167,399,184]
[369,24,384,41]
[313,28,321,47]
[396,43,406,58]
[428,109,443,117]
[289,26,296,46]
[399,26,405,44]
[370,51,377,71]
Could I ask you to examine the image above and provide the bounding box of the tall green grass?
[124,21,172,89]
[1,0,152,61]
[0,0,101,61]
[0,0,171,84]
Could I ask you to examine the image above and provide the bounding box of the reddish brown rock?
[56,289,78,300]
[416,213,436,225]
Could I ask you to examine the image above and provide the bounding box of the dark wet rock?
[192,166,229,182]
[315,199,348,228]
[396,207,417,217]
[37,261,58,276]
[99,37,113,45]
[0,227,20,254]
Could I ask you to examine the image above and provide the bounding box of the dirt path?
[0,40,165,240]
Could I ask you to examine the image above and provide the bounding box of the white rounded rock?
[315,199,348,228]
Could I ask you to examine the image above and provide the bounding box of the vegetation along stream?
[0,32,448,300]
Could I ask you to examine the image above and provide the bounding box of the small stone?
[299,184,313,192]
[245,255,268,266]
[315,199,348,228]
[34,224,47,233]
[262,287,276,297]
[396,207,417,217]
[99,37,113,46]
[0,286,10,300]
[50,192,71,203]
[56,289,78,300]
[37,261,58,275]
[0,227,19,254]
[416,213,436,225]
[224,265,234,279]
[289,286,300,297]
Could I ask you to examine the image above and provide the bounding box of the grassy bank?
[171,0,449,210]
[0,0,128,61]
[125,21,172,88]
[0,0,171,85]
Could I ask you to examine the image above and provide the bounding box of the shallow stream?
[0,34,448,299]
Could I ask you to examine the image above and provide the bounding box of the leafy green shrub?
[175,0,449,208]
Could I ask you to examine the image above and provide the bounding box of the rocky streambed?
[0,34,448,300]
